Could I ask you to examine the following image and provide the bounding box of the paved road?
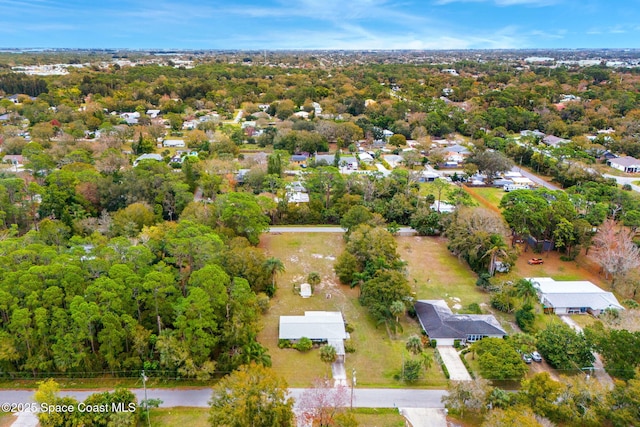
[268,226,416,235]
[0,388,446,410]
[511,166,562,191]
[604,174,640,193]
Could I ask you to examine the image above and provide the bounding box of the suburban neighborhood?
[1,46,640,427]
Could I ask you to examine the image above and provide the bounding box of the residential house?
[279,311,348,360]
[119,112,140,125]
[290,154,309,166]
[315,154,358,171]
[182,120,198,130]
[608,156,640,173]
[357,152,374,165]
[162,139,186,148]
[520,130,545,139]
[430,201,456,213]
[133,153,163,167]
[444,144,471,164]
[414,300,507,346]
[382,154,404,169]
[293,111,310,119]
[529,277,624,316]
[542,135,570,148]
[146,109,161,118]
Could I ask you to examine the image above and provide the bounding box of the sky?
[1,0,640,50]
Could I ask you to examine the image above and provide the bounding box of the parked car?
[522,353,533,364]
[528,258,544,265]
[531,351,542,362]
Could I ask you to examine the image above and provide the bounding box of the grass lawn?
[259,233,447,388]
[569,315,600,329]
[352,408,406,426]
[396,236,487,308]
[143,407,208,426]
[465,187,506,210]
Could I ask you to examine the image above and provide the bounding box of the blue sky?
[2,0,640,50]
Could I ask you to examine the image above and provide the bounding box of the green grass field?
[466,187,506,210]
[259,233,448,388]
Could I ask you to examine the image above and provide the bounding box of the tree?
[481,406,542,427]
[209,363,294,427]
[518,372,564,420]
[586,327,640,380]
[263,257,285,297]
[388,133,406,147]
[298,378,350,427]
[34,379,81,427]
[536,323,594,370]
[307,272,321,288]
[441,379,490,418]
[515,303,535,333]
[593,219,640,288]
[483,234,509,276]
[467,150,514,184]
[320,344,337,364]
[472,337,528,380]
[216,192,270,245]
[607,375,640,427]
[405,335,423,355]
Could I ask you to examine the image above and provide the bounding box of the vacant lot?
[397,235,487,308]
[259,233,447,388]
[146,408,209,426]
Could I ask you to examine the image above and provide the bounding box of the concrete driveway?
[400,408,448,427]
[437,346,472,381]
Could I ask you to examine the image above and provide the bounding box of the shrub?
[466,303,482,314]
[453,339,462,349]
[430,339,437,348]
[278,339,291,349]
[345,323,355,333]
[294,337,313,352]
[515,303,535,333]
[344,340,356,353]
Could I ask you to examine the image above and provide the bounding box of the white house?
[382,154,404,169]
[146,109,161,118]
[430,201,456,214]
[529,277,624,316]
[279,311,348,360]
[608,156,640,173]
[358,152,374,165]
[163,139,186,148]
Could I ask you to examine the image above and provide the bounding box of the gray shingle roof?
[279,311,347,341]
[414,300,506,339]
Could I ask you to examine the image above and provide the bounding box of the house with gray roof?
[608,156,640,173]
[279,311,348,359]
[542,135,570,148]
[529,277,624,316]
[414,300,506,346]
[133,153,163,167]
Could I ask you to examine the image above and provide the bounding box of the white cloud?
[433,0,558,6]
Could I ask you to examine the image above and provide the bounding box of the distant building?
[133,153,163,167]
[162,139,186,148]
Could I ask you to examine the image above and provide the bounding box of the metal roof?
[279,311,347,341]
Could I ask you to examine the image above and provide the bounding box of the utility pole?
[142,370,150,427]
[350,368,356,410]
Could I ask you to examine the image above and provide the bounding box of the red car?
[528,258,544,265]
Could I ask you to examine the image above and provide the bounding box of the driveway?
[437,346,472,381]
[511,166,561,191]
[604,174,640,193]
[400,408,448,427]
[559,316,614,389]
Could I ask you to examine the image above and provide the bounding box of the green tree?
[320,344,337,364]
[209,363,294,427]
[536,323,594,370]
[263,257,285,297]
[472,337,528,381]
[216,192,270,245]
[405,335,423,355]
[388,133,407,147]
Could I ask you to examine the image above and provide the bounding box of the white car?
[531,351,542,362]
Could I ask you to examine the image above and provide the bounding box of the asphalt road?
[604,174,640,193]
[511,166,561,191]
[0,388,446,409]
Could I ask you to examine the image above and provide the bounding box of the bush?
[453,339,462,349]
[294,337,313,352]
[278,339,292,349]
[344,339,356,353]
[345,323,355,333]
[515,303,535,333]
[465,303,482,314]
[430,339,437,348]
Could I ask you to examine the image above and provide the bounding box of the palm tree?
[263,257,285,296]
[406,335,423,355]
[482,234,509,276]
[515,278,537,304]
[390,300,406,325]
[307,272,321,289]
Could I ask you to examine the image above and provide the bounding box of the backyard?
[258,232,447,388]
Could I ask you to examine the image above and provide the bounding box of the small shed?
[300,283,312,298]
